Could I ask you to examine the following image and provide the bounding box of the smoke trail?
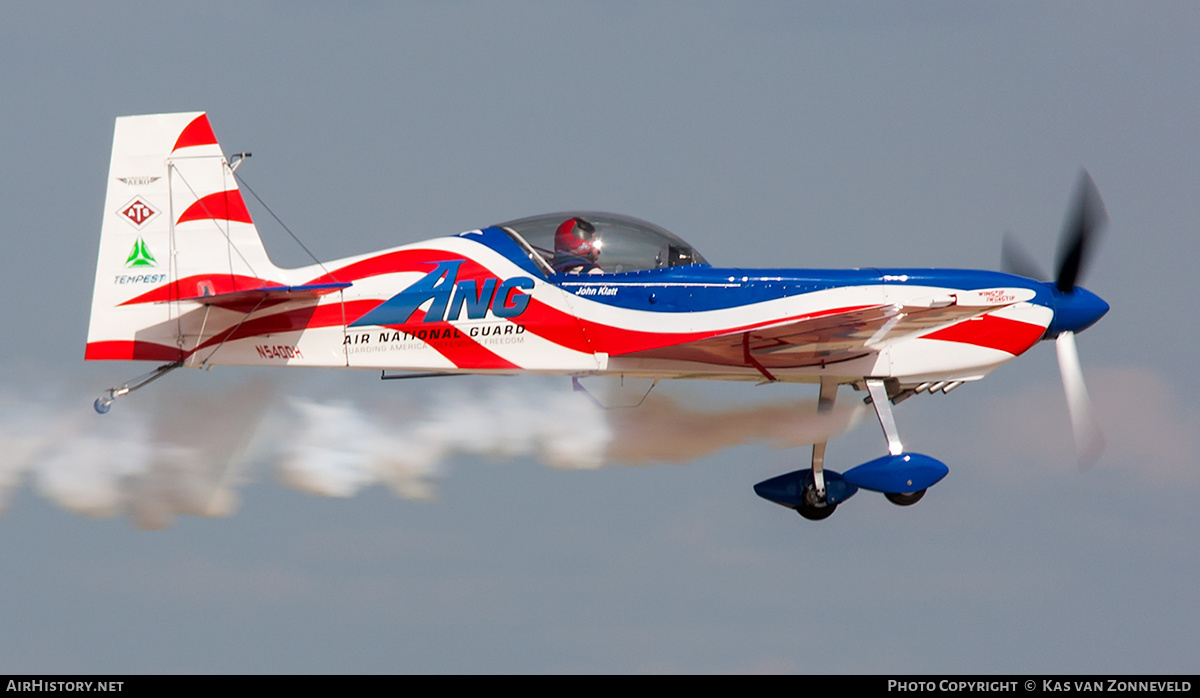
[0,379,864,528]
[272,383,612,500]
[0,382,268,529]
[604,393,863,465]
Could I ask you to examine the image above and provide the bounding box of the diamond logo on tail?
[124,237,157,268]
[118,196,160,229]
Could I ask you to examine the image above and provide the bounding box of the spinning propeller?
[1002,171,1109,466]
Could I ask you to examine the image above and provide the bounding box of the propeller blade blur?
[1055,170,1108,293]
[1001,231,1047,280]
[1056,331,1104,467]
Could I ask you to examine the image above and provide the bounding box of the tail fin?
[86,112,284,361]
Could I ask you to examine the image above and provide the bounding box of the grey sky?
[1,2,1197,673]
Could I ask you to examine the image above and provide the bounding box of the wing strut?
[742,332,777,382]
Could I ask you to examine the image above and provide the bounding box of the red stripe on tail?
[172,114,218,151]
[177,190,254,225]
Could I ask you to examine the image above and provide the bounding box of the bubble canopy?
[494,212,709,275]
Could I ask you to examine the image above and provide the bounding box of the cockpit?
[495,212,709,276]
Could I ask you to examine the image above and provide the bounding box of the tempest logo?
[351,260,534,327]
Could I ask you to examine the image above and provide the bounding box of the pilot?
[552,217,603,275]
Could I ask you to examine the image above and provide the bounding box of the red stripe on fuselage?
[304,249,451,286]
[919,313,1045,355]
[378,320,521,370]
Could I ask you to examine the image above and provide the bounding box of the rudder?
[86,112,283,361]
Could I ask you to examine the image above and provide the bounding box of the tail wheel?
[884,489,926,506]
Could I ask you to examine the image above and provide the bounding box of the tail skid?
[93,361,182,414]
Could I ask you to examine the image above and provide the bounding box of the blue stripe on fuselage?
[554,267,875,312]
[460,226,1053,313]
[552,267,1053,313]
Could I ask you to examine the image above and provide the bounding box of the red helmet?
[554,217,598,262]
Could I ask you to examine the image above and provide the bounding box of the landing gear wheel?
[797,485,837,520]
[797,502,837,520]
[884,489,926,506]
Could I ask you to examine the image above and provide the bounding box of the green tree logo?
[124,237,157,268]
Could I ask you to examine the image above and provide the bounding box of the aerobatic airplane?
[87,112,1109,520]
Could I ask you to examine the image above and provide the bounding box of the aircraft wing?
[624,289,1032,370]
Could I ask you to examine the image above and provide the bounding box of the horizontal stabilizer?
[173,282,352,310]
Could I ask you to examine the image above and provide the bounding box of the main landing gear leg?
[865,378,927,506]
[865,378,903,456]
[798,377,839,521]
